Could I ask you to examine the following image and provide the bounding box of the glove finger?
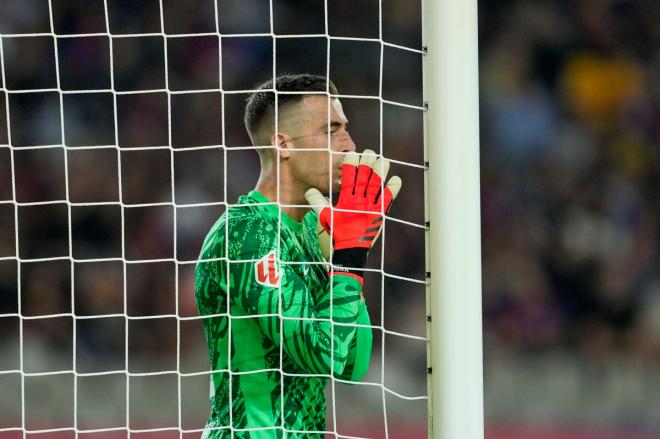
[342,151,360,166]
[355,149,377,194]
[359,149,377,166]
[304,188,330,215]
[371,157,390,181]
[366,157,390,202]
[340,151,359,192]
[305,188,332,230]
[386,175,402,200]
[378,175,402,212]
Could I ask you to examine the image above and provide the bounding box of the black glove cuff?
[332,248,368,279]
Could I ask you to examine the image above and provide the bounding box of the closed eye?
[323,121,348,134]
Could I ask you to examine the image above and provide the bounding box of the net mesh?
[0,0,426,437]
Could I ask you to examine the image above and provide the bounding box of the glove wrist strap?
[331,248,368,281]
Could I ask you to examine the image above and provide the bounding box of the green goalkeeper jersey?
[194,190,373,438]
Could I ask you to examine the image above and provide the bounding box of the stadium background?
[0,0,658,438]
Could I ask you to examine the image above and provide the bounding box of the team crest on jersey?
[254,250,282,287]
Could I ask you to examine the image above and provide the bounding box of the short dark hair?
[244,73,338,145]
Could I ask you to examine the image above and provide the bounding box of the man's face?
[280,95,356,193]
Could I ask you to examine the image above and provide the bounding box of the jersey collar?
[248,190,304,233]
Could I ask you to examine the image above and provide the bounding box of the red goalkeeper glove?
[305,149,402,281]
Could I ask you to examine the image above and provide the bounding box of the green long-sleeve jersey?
[194,191,373,438]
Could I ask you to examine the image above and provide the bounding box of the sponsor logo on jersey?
[254,250,281,287]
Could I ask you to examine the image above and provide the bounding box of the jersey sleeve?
[334,300,372,381]
[228,215,364,377]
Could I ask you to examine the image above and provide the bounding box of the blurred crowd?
[479,0,659,362]
[0,0,658,435]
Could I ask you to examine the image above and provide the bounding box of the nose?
[339,131,356,153]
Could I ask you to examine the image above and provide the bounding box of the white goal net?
[0,0,427,438]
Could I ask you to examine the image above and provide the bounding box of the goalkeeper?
[195,74,402,438]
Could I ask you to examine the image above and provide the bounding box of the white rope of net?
[0,0,427,437]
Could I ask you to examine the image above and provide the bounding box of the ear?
[272,132,292,159]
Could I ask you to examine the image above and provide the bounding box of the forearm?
[311,274,364,374]
[335,299,372,381]
[255,272,363,376]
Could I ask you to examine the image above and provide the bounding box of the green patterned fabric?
[195,191,373,438]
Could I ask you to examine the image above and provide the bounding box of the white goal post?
[423,0,484,438]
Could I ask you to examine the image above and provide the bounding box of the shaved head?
[244,74,338,147]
